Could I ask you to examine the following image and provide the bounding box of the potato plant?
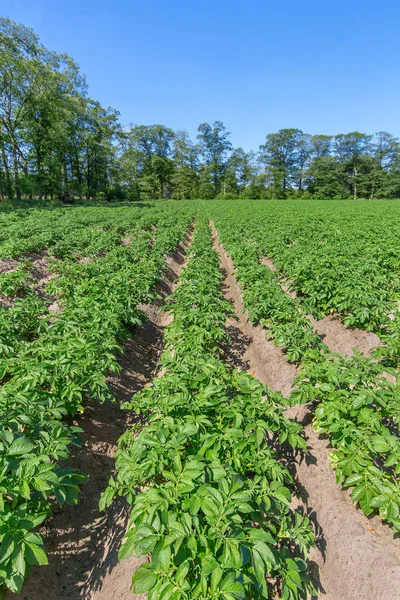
[103,216,316,599]
[208,201,400,531]
[208,201,400,332]
[292,354,400,529]
[0,203,195,594]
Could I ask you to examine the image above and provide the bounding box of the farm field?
[1,199,400,600]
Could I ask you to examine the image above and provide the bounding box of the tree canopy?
[2,17,400,202]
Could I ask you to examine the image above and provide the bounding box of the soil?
[29,251,56,300]
[309,314,381,357]
[79,256,93,265]
[260,256,277,271]
[121,237,132,246]
[8,233,192,600]
[0,253,56,308]
[0,258,19,273]
[213,228,298,397]
[212,223,400,600]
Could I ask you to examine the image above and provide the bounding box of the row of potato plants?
[209,206,400,531]
[0,203,163,259]
[209,200,400,332]
[209,221,328,364]
[0,203,180,367]
[292,355,400,529]
[102,216,317,600]
[0,204,194,595]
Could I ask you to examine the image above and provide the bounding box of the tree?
[369,132,400,198]
[310,135,332,159]
[197,121,232,195]
[171,131,199,199]
[259,128,304,198]
[120,124,175,199]
[333,132,371,199]
[0,17,122,203]
[297,134,312,192]
[222,148,258,197]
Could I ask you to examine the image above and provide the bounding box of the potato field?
[1,199,400,600]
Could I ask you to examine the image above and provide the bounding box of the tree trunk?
[1,147,13,199]
[36,146,43,200]
[59,156,73,203]
[370,172,376,200]
[353,164,357,200]
[23,158,32,201]
[12,145,21,201]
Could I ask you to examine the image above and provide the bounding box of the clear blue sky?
[2,0,400,151]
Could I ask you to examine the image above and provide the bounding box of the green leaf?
[370,435,391,454]
[118,534,137,561]
[132,566,158,594]
[8,437,35,456]
[25,543,48,566]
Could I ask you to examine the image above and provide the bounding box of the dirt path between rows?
[212,231,297,397]
[211,222,400,600]
[9,230,193,600]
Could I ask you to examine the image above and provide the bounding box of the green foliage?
[208,199,400,530]
[292,354,400,529]
[209,200,400,332]
[0,201,195,593]
[102,215,316,599]
[209,208,328,363]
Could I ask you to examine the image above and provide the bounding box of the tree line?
[2,17,400,202]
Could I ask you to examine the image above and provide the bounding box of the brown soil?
[30,253,56,297]
[0,258,19,273]
[309,314,381,357]
[212,227,297,397]
[0,253,56,309]
[8,233,192,600]
[260,255,381,357]
[212,223,400,600]
[79,256,93,265]
[293,408,400,600]
[0,296,14,309]
[260,256,277,271]
[120,237,132,246]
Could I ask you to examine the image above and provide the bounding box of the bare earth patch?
[120,237,132,246]
[309,314,381,357]
[211,225,297,397]
[27,250,57,300]
[0,258,19,273]
[260,256,277,271]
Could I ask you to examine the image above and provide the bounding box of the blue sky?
[2,0,400,151]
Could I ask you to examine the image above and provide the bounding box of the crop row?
[0,203,166,259]
[102,215,316,600]
[209,200,400,332]
[293,355,400,529]
[209,207,400,531]
[0,204,194,595]
[210,222,329,364]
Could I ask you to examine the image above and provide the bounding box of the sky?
[2,0,400,151]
